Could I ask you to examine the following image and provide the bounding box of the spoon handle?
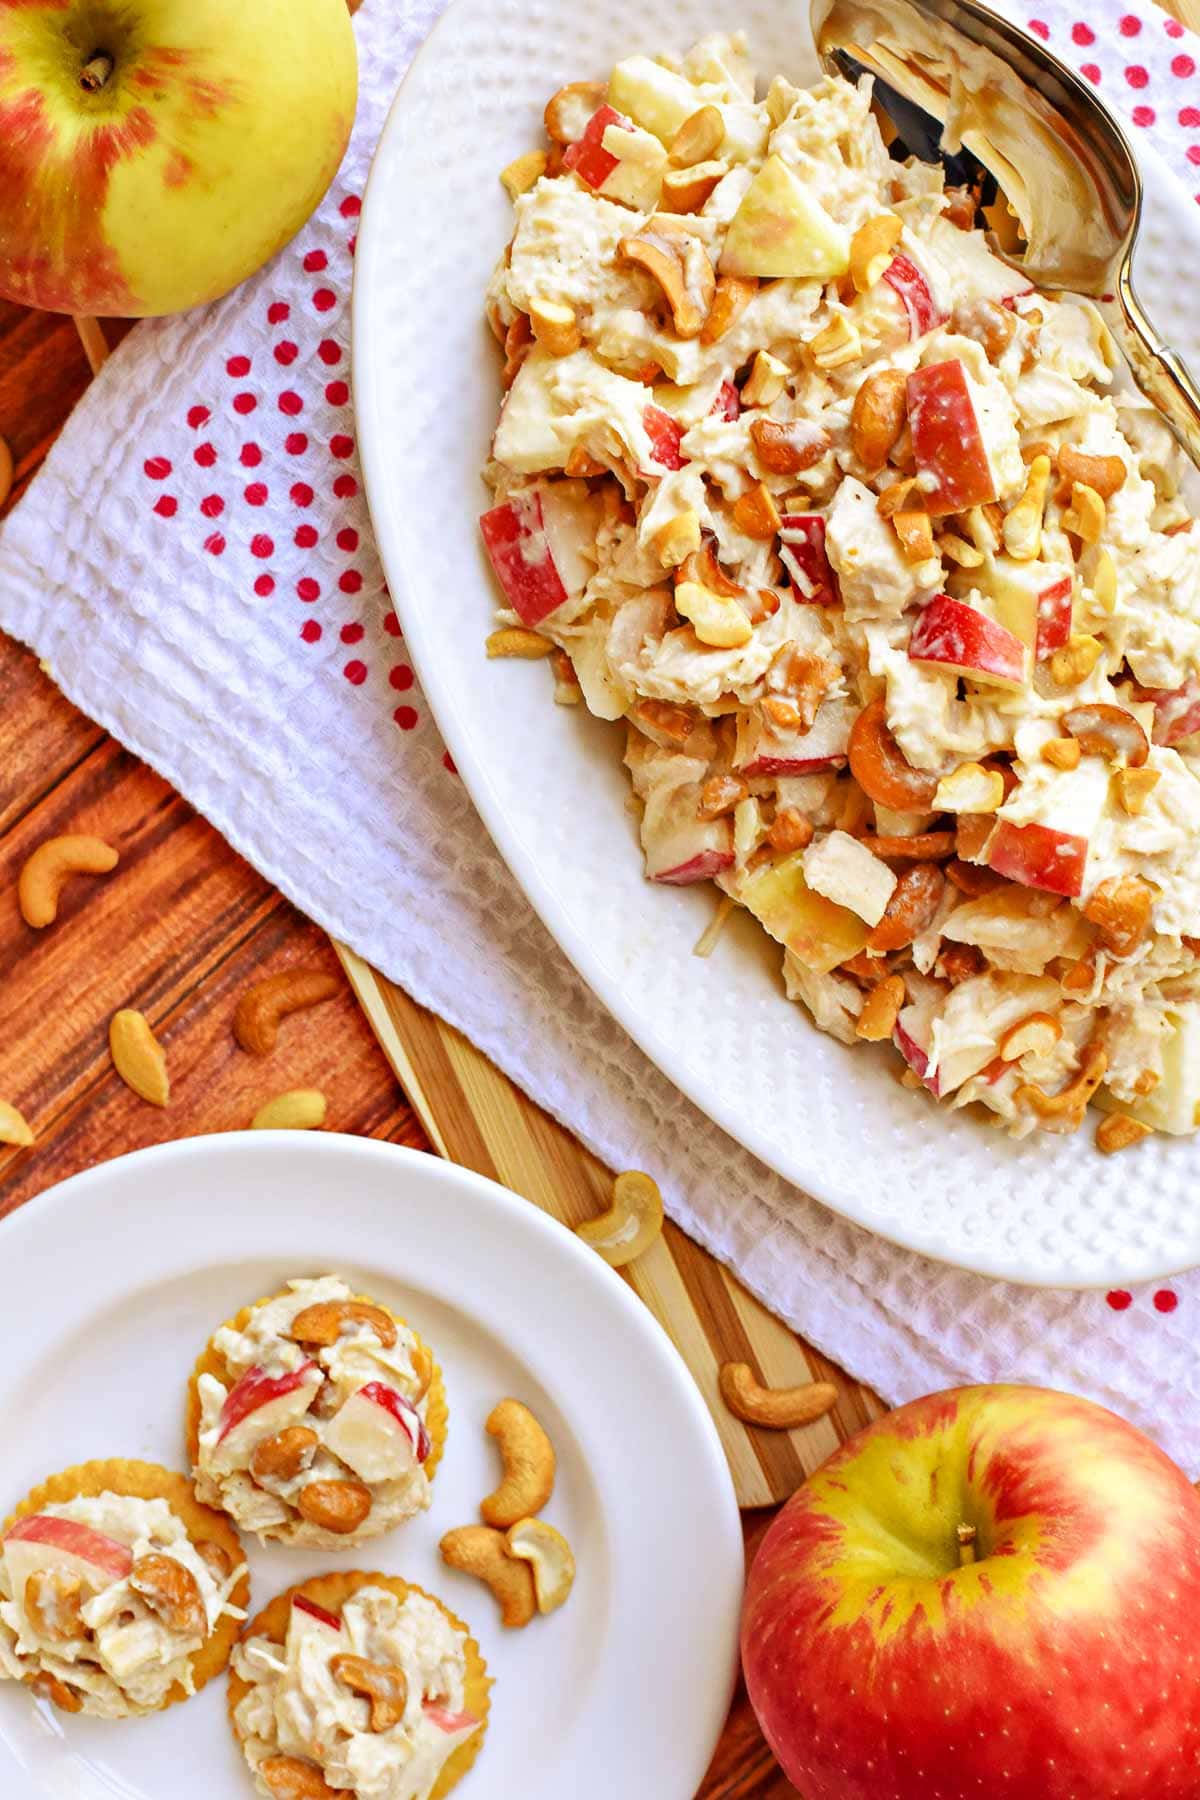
[1116,272,1200,467]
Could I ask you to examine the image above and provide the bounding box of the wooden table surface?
[0,298,799,1794]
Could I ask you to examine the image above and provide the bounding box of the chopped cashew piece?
[1115,767,1160,816]
[933,763,1007,814]
[675,579,752,647]
[1096,1113,1153,1154]
[481,1398,556,1528]
[530,299,581,357]
[1002,454,1051,563]
[809,314,861,370]
[654,510,702,567]
[500,150,548,199]
[251,1088,328,1130]
[506,1518,576,1614]
[849,214,903,292]
[487,627,555,659]
[1049,634,1102,688]
[732,482,782,541]
[742,350,789,408]
[575,1168,665,1267]
[661,161,727,213]
[668,104,725,167]
[1041,737,1082,771]
[856,975,906,1042]
[1062,482,1106,544]
[718,1362,839,1429]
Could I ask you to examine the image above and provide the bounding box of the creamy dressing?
[483,34,1200,1142]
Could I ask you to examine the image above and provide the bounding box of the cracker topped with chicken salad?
[481,33,1200,1150]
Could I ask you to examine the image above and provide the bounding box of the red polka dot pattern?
[1028,17,1049,38]
[394,706,419,731]
[1172,53,1196,76]
[1119,12,1142,33]
[344,659,368,686]
[227,354,251,377]
[1071,21,1094,43]
[1126,63,1149,87]
[241,444,263,468]
[245,482,269,506]
[267,301,290,324]
[254,574,275,597]
[1155,1289,1180,1313]
[1106,1290,1133,1311]
[300,619,322,643]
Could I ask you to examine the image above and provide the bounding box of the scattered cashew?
[18,834,119,929]
[543,80,606,145]
[1096,1113,1153,1154]
[251,1426,319,1483]
[109,1009,170,1107]
[24,1569,84,1642]
[129,1554,207,1638]
[718,1362,839,1430]
[529,297,581,357]
[575,1169,664,1268]
[500,149,548,200]
[233,969,340,1056]
[260,1755,339,1800]
[506,1518,577,1614]
[251,1089,327,1131]
[440,1525,537,1628]
[481,1398,556,1528]
[296,1479,372,1535]
[289,1298,398,1349]
[331,1653,408,1732]
[0,1101,34,1148]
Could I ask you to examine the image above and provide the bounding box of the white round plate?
[353,0,1200,1288]
[0,1135,742,1798]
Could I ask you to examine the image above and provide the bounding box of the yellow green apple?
[741,851,869,972]
[721,155,850,280]
[743,1385,1200,1798]
[0,0,358,316]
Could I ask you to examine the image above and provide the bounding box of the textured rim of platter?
[0,1134,743,1799]
[353,0,1200,1287]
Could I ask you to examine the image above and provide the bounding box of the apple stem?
[80,53,115,94]
[956,1523,977,1566]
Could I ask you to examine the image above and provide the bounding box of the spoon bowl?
[813,0,1200,460]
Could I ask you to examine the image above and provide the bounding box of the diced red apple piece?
[292,1595,342,1633]
[324,1380,430,1484]
[562,104,633,190]
[655,847,735,885]
[642,404,688,473]
[985,559,1073,662]
[741,852,869,973]
[779,514,838,606]
[215,1361,321,1470]
[424,1702,481,1736]
[881,255,948,339]
[4,1516,134,1600]
[894,1001,942,1096]
[737,697,852,777]
[907,361,997,516]
[908,593,1026,692]
[1147,678,1200,747]
[987,820,1088,899]
[710,380,741,422]
[480,484,597,626]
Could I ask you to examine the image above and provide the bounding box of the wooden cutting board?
[336,944,886,1508]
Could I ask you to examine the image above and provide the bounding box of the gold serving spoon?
[812,0,1200,461]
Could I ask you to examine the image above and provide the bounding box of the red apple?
[562,102,631,190]
[324,1380,430,1482]
[5,1515,133,1590]
[737,697,851,778]
[881,254,947,339]
[743,1385,1200,1800]
[987,819,1088,898]
[0,0,357,317]
[1035,575,1074,659]
[893,1002,941,1096]
[217,1360,320,1445]
[779,515,839,606]
[908,594,1026,691]
[711,380,741,422]
[642,404,688,473]
[1147,678,1200,746]
[292,1595,342,1633]
[654,847,735,885]
[424,1702,481,1735]
[907,361,997,515]
[480,484,596,626]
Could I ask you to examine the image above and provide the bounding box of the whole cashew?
[233,969,340,1056]
[330,1653,408,1732]
[718,1362,839,1431]
[575,1169,664,1269]
[440,1525,536,1628]
[480,1399,555,1529]
[506,1518,576,1614]
[259,1756,339,1800]
[18,834,118,929]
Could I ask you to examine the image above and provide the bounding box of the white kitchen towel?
[4,0,1200,1466]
